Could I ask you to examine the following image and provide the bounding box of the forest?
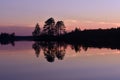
[1,17,120,49]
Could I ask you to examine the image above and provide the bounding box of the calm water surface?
[0,42,120,80]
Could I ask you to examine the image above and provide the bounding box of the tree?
[43,18,55,35]
[74,27,81,32]
[55,21,66,36]
[32,23,41,36]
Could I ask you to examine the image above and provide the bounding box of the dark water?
[0,41,120,80]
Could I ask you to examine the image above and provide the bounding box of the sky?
[1,0,120,31]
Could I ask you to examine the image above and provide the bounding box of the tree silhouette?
[0,33,15,46]
[55,21,66,36]
[43,18,55,35]
[32,23,41,36]
[74,27,81,32]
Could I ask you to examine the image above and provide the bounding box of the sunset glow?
[1,0,120,30]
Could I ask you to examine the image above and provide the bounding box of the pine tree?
[32,23,41,36]
[43,18,55,35]
[55,21,66,36]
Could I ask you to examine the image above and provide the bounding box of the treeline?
[1,17,120,46]
[0,33,15,45]
[65,27,120,43]
[32,17,120,43]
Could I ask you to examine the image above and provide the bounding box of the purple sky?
[1,0,120,32]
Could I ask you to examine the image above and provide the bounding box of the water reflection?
[1,41,120,63]
[1,41,120,80]
[32,41,66,62]
[32,42,41,58]
[31,41,120,62]
[0,39,15,46]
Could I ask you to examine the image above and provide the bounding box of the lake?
[0,41,120,80]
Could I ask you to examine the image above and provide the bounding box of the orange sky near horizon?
[0,19,119,31]
[1,0,120,31]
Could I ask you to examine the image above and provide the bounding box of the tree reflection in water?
[0,40,97,63]
[0,40,94,63]
[32,41,41,58]
[32,41,68,62]
[2,40,120,62]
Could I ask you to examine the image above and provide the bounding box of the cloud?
[85,20,120,26]
[64,19,120,30]
[64,19,78,23]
